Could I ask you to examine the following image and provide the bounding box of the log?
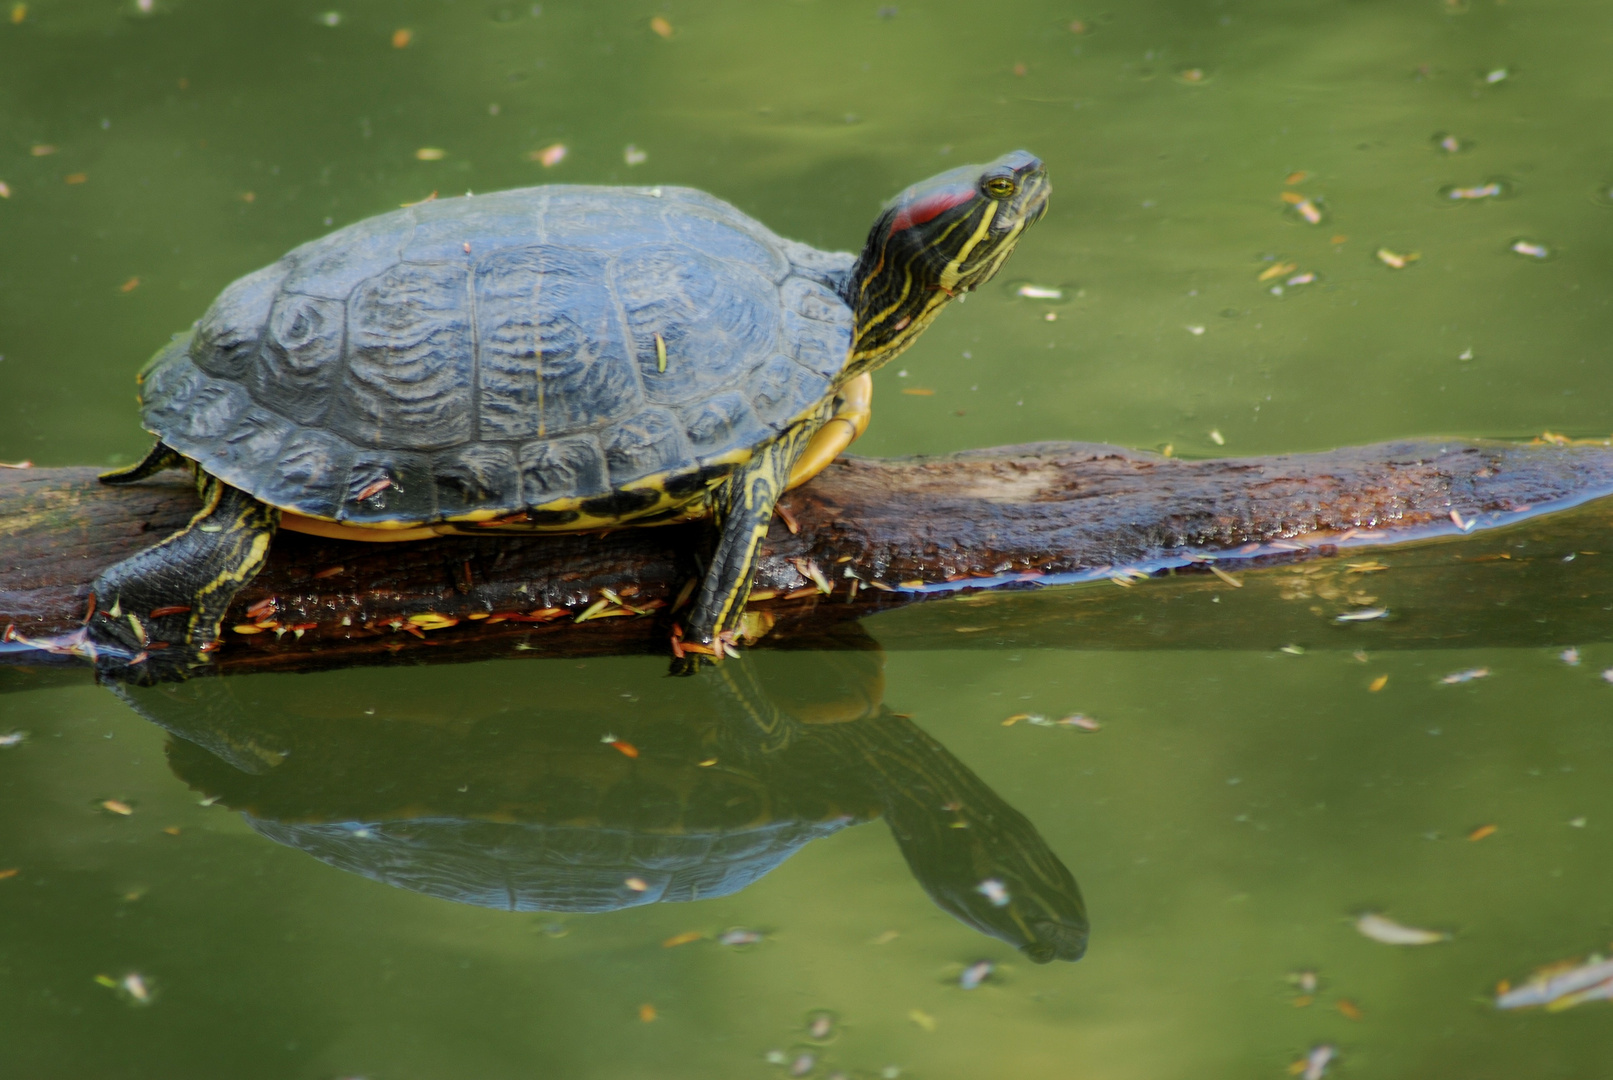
[3,437,1613,679]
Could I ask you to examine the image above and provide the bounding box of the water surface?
[4,1,1613,1077]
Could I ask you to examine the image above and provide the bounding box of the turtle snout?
[1022,918,1089,964]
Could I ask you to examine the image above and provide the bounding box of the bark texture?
[3,438,1612,675]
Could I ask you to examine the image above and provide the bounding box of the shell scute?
[782,309,851,380]
[252,293,345,426]
[281,215,409,301]
[401,202,539,263]
[746,354,826,430]
[340,450,436,524]
[475,247,643,441]
[260,429,350,518]
[214,407,295,474]
[173,380,252,442]
[432,443,521,517]
[602,407,693,486]
[680,392,769,459]
[518,435,606,505]
[780,275,850,324]
[614,246,780,407]
[191,263,287,379]
[666,210,790,282]
[340,262,475,451]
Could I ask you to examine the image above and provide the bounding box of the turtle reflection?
[118,638,1087,962]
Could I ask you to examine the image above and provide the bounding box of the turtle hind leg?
[87,473,278,684]
[100,440,185,485]
[672,423,815,676]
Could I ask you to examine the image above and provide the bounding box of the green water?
[4,0,1613,1076]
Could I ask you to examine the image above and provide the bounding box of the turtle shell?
[136,186,856,526]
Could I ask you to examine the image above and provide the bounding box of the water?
[4,0,1613,1076]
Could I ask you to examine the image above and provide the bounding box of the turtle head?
[846,150,1048,374]
[919,856,1090,965]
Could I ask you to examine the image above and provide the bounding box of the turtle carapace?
[88,152,1049,681]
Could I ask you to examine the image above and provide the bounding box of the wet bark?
[3,437,1613,677]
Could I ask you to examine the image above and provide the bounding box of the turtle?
[86,151,1049,680]
[121,635,1087,962]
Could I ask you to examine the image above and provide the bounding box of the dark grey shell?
[136,186,855,524]
[244,815,855,913]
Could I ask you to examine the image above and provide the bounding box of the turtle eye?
[983,176,1017,199]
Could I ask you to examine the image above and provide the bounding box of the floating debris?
[1288,969,1319,996]
[1369,675,1389,692]
[0,731,27,748]
[869,930,900,945]
[1186,324,1205,336]
[529,143,567,168]
[1433,132,1468,153]
[1441,667,1490,684]
[624,144,647,166]
[661,930,702,948]
[788,1052,816,1077]
[976,878,1010,907]
[1176,66,1206,83]
[717,927,764,946]
[1286,271,1317,287]
[1560,647,1581,666]
[1354,912,1449,945]
[100,799,134,816]
[1290,1044,1335,1080]
[1280,191,1324,224]
[1484,67,1509,84]
[900,387,935,396]
[391,27,412,48]
[1603,668,1613,685]
[95,971,155,1006]
[1497,953,1613,1010]
[1468,823,1498,842]
[907,1008,936,1032]
[649,15,673,37]
[0,180,10,198]
[1511,239,1550,259]
[1208,428,1225,445]
[638,1003,658,1022]
[1336,608,1388,622]
[1207,565,1242,588]
[1335,999,1363,1021]
[1057,713,1100,731]
[806,1010,837,1041]
[317,11,342,26]
[414,147,446,161]
[0,868,18,881]
[623,876,649,892]
[1016,284,1063,299]
[1259,261,1297,283]
[959,960,995,990]
[1443,181,1506,201]
[1376,247,1419,269]
[601,734,639,758]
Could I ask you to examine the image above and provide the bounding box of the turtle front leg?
[86,473,278,684]
[672,420,816,676]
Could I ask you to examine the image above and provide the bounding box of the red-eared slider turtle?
[88,152,1049,680]
[124,642,1087,962]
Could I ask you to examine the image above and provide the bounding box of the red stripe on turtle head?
[888,183,976,236]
